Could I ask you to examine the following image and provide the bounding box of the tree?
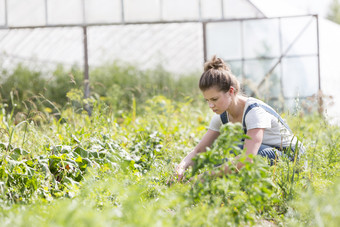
[327,0,340,24]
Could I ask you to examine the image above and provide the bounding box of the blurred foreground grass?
[1,63,340,226]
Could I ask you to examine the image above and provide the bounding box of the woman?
[175,56,304,181]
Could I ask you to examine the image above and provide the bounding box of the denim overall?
[220,103,298,165]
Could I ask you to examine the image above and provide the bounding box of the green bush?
[0,62,200,116]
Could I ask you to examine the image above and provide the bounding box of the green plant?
[184,123,281,225]
[0,66,339,226]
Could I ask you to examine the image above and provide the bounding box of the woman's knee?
[257,145,281,165]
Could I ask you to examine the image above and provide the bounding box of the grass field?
[1,93,339,227]
[1,63,340,226]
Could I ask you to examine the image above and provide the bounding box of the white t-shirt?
[208,97,296,148]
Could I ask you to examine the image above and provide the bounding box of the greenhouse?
[1,1,340,226]
[1,0,339,124]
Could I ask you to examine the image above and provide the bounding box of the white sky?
[251,0,335,18]
[284,0,333,18]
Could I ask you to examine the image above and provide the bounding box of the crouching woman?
[175,56,305,181]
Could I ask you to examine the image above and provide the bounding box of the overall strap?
[220,111,229,124]
[242,103,292,135]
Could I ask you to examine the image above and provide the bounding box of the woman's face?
[202,87,232,114]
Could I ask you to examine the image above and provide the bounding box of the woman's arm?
[222,128,264,174]
[244,128,264,156]
[175,129,220,181]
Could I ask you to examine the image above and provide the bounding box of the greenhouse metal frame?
[0,0,322,114]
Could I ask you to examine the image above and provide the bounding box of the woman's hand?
[168,130,220,186]
[175,162,187,182]
[166,162,186,186]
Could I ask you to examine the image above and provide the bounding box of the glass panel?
[206,22,242,60]
[162,0,199,20]
[0,0,5,25]
[223,0,262,19]
[48,0,83,24]
[87,23,203,74]
[2,30,35,56]
[85,0,121,23]
[201,0,222,19]
[281,16,317,56]
[282,57,319,98]
[283,96,319,114]
[284,98,299,113]
[243,59,281,99]
[8,0,45,26]
[124,0,160,22]
[227,60,242,80]
[0,27,83,68]
[243,19,280,58]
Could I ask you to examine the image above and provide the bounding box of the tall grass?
[0,62,201,116]
[1,62,340,226]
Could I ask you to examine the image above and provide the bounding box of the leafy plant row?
[0,127,164,205]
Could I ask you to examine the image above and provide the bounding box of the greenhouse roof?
[0,0,267,74]
[0,0,265,28]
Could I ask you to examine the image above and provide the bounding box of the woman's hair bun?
[200,55,240,93]
[204,55,230,72]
